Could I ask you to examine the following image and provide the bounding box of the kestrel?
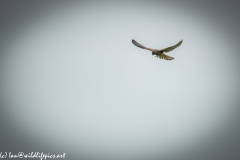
[132,39,183,60]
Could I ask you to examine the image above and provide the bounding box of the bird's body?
[152,49,162,55]
[132,39,183,60]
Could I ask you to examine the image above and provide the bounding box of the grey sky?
[0,1,240,160]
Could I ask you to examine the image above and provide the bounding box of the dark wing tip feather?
[160,39,183,53]
[176,40,183,46]
[132,39,147,49]
[179,39,183,45]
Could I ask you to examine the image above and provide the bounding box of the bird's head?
[152,50,158,55]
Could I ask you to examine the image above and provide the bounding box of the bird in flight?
[132,39,183,60]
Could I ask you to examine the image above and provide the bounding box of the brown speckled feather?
[158,40,183,53]
[132,40,153,51]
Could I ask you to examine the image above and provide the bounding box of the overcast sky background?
[0,1,240,160]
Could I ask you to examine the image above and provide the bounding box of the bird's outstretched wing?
[159,40,183,53]
[132,39,153,51]
[155,53,174,60]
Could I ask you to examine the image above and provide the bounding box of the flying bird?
[132,39,183,60]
